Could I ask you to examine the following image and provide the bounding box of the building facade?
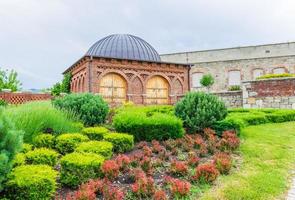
[64,34,189,105]
[161,42,295,92]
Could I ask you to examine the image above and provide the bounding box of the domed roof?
[86,34,161,62]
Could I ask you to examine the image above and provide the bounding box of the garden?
[1,92,295,200]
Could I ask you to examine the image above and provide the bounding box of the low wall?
[242,77,295,109]
[213,91,243,108]
[0,92,52,104]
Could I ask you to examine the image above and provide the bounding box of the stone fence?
[213,91,243,108]
[0,91,52,104]
[242,77,295,109]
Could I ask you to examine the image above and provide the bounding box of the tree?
[51,73,72,96]
[51,82,62,96]
[0,69,22,92]
[200,74,214,92]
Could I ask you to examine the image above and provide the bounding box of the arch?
[131,76,143,104]
[273,67,287,74]
[173,78,183,95]
[77,78,81,93]
[99,73,127,104]
[146,75,169,105]
[252,68,264,79]
[81,77,85,92]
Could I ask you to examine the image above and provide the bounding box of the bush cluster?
[103,133,134,153]
[33,134,55,149]
[75,141,113,159]
[82,127,109,140]
[60,152,105,187]
[175,92,227,133]
[52,93,109,126]
[4,165,58,200]
[257,73,295,79]
[55,133,89,154]
[113,111,184,141]
[25,148,59,166]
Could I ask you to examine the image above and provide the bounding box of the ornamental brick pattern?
[0,92,52,104]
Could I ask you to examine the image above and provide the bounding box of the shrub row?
[55,133,89,154]
[257,73,295,80]
[75,141,113,159]
[103,133,134,153]
[82,127,109,140]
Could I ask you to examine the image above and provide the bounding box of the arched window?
[228,70,241,86]
[191,72,203,88]
[273,67,286,74]
[253,69,264,79]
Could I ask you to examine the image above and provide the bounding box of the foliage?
[0,108,23,191]
[212,118,245,136]
[103,133,134,153]
[170,160,189,176]
[4,101,81,143]
[0,69,22,92]
[257,73,295,80]
[213,152,232,174]
[165,177,191,198]
[33,133,55,149]
[228,85,241,91]
[113,109,184,141]
[82,127,109,140]
[115,154,130,171]
[25,148,59,166]
[218,131,240,152]
[51,82,62,96]
[75,141,113,159]
[51,73,72,96]
[55,133,89,154]
[21,143,32,153]
[192,163,219,184]
[101,160,120,180]
[0,99,8,107]
[12,153,26,167]
[52,93,109,126]
[200,74,214,91]
[4,165,58,200]
[60,152,105,187]
[175,92,227,133]
[153,190,168,200]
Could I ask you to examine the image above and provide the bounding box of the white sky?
[0,0,295,89]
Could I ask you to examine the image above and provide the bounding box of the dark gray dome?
[86,34,161,62]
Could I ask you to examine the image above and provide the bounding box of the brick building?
[64,34,189,104]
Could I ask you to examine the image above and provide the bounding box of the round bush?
[21,143,33,153]
[103,133,134,153]
[60,152,105,187]
[33,134,55,149]
[175,92,227,133]
[12,153,26,167]
[4,165,58,200]
[75,141,113,159]
[25,148,59,167]
[52,93,109,126]
[55,133,89,154]
[82,127,109,140]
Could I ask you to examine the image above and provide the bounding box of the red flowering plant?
[198,143,208,157]
[131,170,155,197]
[218,130,240,152]
[213,152,232,174]
[115,154,130,172]
[102,184,125,200]
[143,146,153,157]
[187,152,200,167]
[165,176,191,198]
[163,139,177,151]
[129,151,144,167]
[170,160,189,177]
[192,163,219,184]
[136,141,148,149]
[152,140,165,154]
[65,179,103,200]
[153,190,168,200]
[194,135,205,149]
[140,156,153,175]
[101,160,120,181]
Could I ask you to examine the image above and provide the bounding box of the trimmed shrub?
[4,101,81,143]
[12,153,26,167]
[113,111,184,141]
[0,109,23,191]
[55,133,89,154]
[33,134,55,149]
[228,85,241,91]
[212,118,245,136]
[82,127,109,140]
[25,148,59,167]
[175,92,227,133]
[103,133,134,153]
[21,143,33,153]
[4,165,58,200]
[75,141,113,159]
[257,73,295,79]
[60,152,105,187]
[52,93,109,126]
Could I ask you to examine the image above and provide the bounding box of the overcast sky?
[1,0,295,89]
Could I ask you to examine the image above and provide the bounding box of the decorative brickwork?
[0,92,52,104]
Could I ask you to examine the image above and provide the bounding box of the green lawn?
[200,121,295,200]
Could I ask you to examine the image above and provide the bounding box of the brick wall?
[242,77,295,109]
[0,92,52,104]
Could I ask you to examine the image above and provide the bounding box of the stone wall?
[242,77,295,109]
[0,91,52,104]
[213,91,243,108]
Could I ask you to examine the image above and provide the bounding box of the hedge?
[4,165,58,200]
[55,133,89,154]
[60,152,105,187]
[82,127,109,140]
[257,73,295,80]
[33,134,55,149]
[25,148,59,167]
[113,111,184,141]
[75,141,113,159]
[103,133,134,153]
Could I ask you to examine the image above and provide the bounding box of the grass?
[197,121,295,200]
[4,101,82,143]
